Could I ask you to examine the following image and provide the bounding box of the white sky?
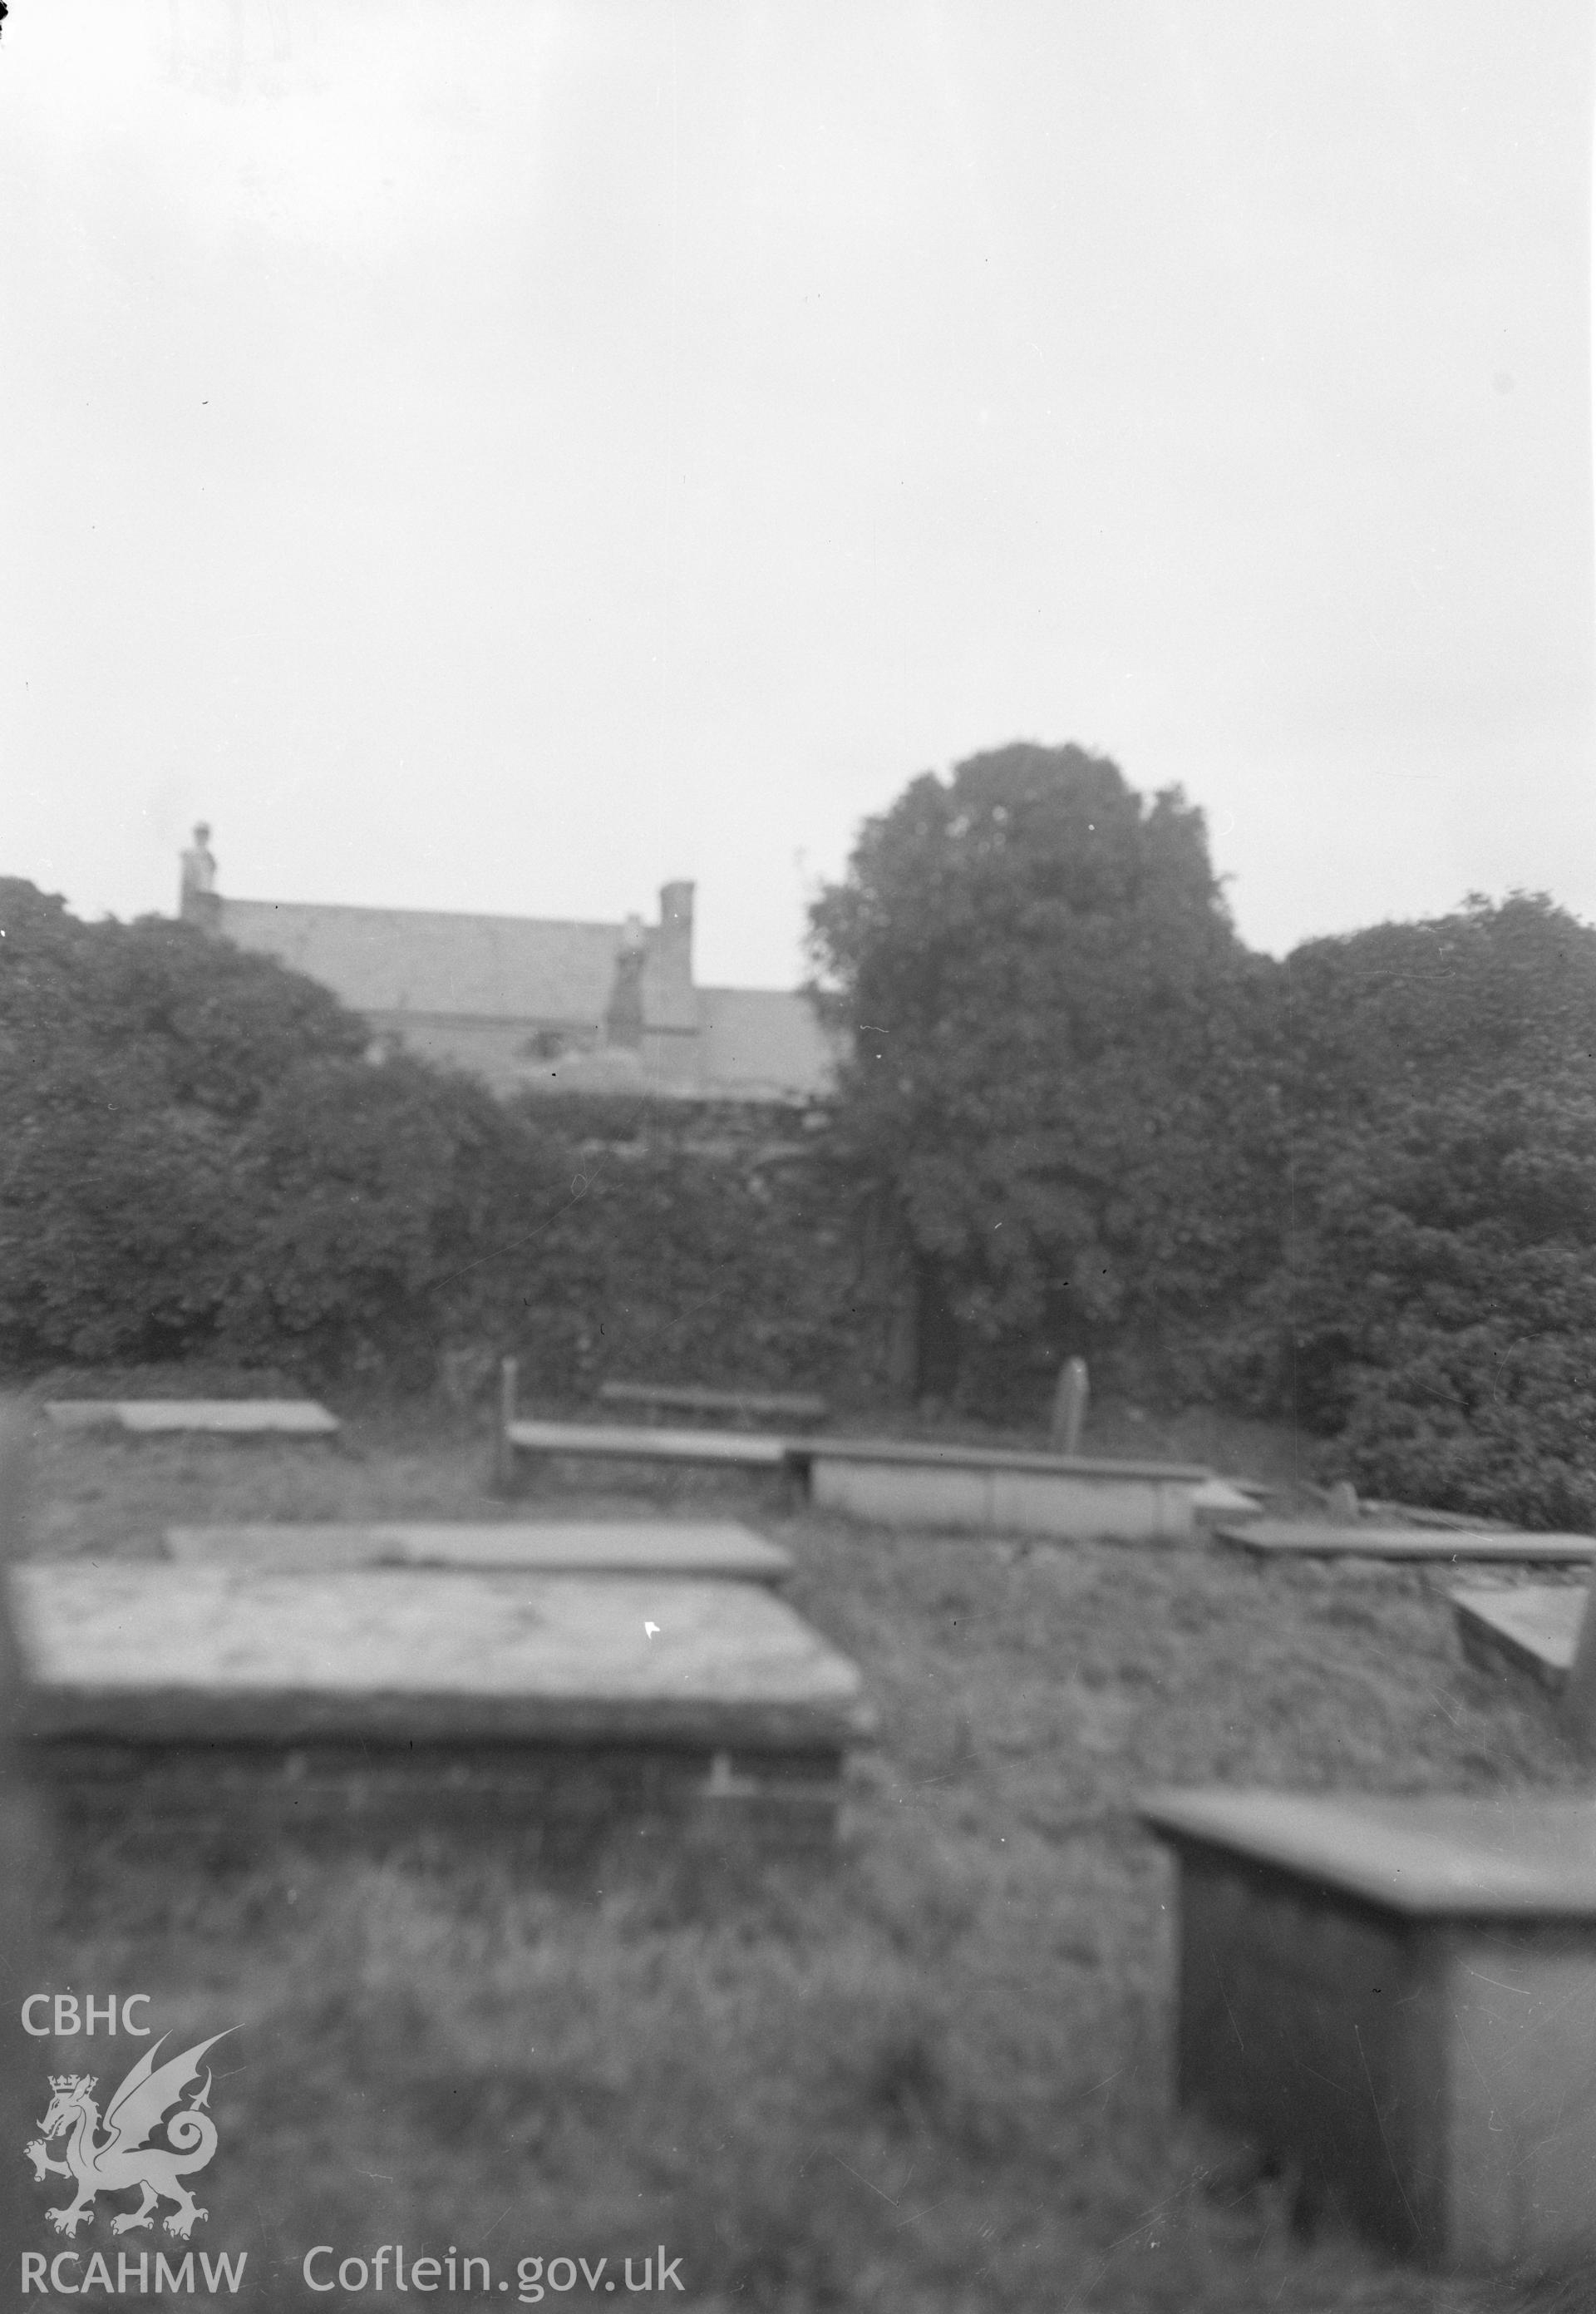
[2,0,1591,986]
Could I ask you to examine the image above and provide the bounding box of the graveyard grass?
[28,1405,1596,2314]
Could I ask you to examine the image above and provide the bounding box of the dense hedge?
[4,866,1594,1526]
[0,883,877,1399]
[1258,899,1596,1526]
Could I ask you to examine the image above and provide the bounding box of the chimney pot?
[179,823,219,924]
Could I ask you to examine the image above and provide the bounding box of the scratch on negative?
[1354,2022,1420,2240]
[1461,1966,1532,1998]
[830,2154,898,2206]
[1206,1930,1244,2050]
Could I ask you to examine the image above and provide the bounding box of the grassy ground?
[16,1400,1595,2313]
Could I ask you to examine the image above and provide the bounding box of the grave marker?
[1220,1518,1594,1563]
[165,1521,793,1582]
[1047,1358,1089,1456]
[1454,1581,1596,1754]
[1452,1584,1581,1693]
[1142,1786,1596,2269]
[44,1399,339,1438]
[11,1564,869,1858]
[805,1435,1212,1544]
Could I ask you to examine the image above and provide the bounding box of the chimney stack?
[652,881,696,1026]
[658,881,694,969]
[178,823,219,927]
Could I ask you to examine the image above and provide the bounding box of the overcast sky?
[2,0,1590,987]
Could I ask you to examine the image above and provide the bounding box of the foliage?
[0,882,365,1364]
[808,743,1284,1404]
[0,885,866,1394]
[8,857,1595,1523]
[218,1055,536,1388]
[481,1095,875,1404]
[1268,896,1596,1523]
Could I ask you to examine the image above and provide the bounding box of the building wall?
[180,833,838,1103]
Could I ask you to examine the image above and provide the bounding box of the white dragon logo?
[24,2032,232,2240]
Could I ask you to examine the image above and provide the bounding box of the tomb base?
[1142,1789,1596,2272]
[32,1737,845,1863]
[12,1564,869,1865]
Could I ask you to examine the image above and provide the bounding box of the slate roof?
[697,987,839,1101]
[212,896,841,1102]
[217,898,628,1025]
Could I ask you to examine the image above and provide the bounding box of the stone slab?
[10,1566,868,1855]
[1219,1518,1594,1563]
[805,1438,1210,1544]
[802,1436,1209,1481]
[1141,1788,1596,1917]
[1142,1787,1596,2269]
[164,1521,793,1582]
[507,1419,790,1470]
[598,1382,826,1425]
[1453,1585,1583,1692]
[11,1564,864,1748]
[44,1399,340,1437]
[1190,1478,1264,1518]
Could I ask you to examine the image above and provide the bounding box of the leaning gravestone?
[1455,1581,1596,1756]
[1452,1584,1582,1694]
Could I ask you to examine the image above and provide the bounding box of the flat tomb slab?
[12,1565,863,1745]
[1218,1518,1594,1563]
[805,1438,1210,1545]
[11,1566,868,1854]
[507,1420,789,1469]
[164,1521,793,1582]
[1453,1585,1583,1691]
[44,1399,340,1438]
[598,1382,826,1425]
[1141,1786,1596,2270]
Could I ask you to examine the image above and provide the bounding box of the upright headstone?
[1048,1358,1089,1457]
[0,1406,53,2267]
[494,1355,520,1495]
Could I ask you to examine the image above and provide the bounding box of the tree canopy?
[0,881,370,1364]
[808,743,1283,1400]
[1266,895,1596,1522]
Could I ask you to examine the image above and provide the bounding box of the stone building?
[176,828,837,1103]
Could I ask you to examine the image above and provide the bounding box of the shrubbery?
[810,764,1596,1522]
[6,825,1595,1527]
[1259,898,1596,1523]
[0,881,865,1397]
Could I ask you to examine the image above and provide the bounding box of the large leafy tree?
[808,743,1283,1404]
[0,880,367,1364]
[1268,896,1596,1522]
